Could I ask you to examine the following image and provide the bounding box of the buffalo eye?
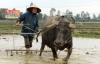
[63,29,68,33]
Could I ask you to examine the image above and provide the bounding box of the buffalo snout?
[54,40,63,46]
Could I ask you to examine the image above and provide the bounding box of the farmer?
[16,4,41,54]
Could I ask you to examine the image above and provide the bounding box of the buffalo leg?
[63,48,72,61]
[39,43,45,56]
[51,48,58,60]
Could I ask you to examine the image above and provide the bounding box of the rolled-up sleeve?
[16,13,26,23]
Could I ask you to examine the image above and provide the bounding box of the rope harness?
[22,24,54,42]
[23,23,72,44]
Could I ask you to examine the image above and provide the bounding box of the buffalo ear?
[69,23,82,29]
[69,24,77,28]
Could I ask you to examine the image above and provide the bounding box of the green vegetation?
[73,33,100,38]
[0,20,100,38]
[72,22,100,38]
[0,20,21,33]
[0,20,42,34]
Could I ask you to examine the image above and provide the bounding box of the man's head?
[32,7,37,13]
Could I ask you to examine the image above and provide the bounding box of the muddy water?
[0,35,100,64]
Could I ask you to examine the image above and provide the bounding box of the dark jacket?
[17,12,39,37]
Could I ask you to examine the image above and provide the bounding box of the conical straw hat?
[27,4,41,13]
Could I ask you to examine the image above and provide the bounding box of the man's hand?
[36,32,39,35]
[16,22,20,26]
[36,31,40,42]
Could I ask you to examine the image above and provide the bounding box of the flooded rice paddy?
[0,35,100,64]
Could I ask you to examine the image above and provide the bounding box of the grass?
[73,33,100,38]
[0,20,100,38]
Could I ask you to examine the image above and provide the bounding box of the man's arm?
[16,13,26,26]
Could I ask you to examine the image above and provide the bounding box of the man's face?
[32,8,37,13]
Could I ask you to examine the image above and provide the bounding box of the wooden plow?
[5,32,51,56]
[5,49,51,56]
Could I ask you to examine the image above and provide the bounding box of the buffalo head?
[54,16,79,46]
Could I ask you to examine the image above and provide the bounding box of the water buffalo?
[39,16,77,61]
